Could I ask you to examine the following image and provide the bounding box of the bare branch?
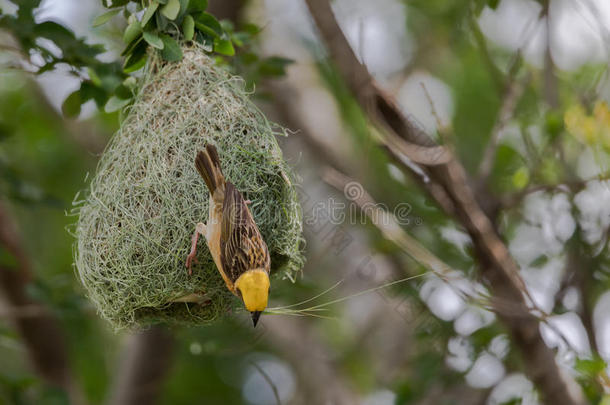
[501,174,610,209]
[565,241,599,355]
[303,1,585,403]
[301,0,449,166]
[474,3,544,184]
[248,360,282,405]
[478,75,530,182]
[266,79,353,174]
[467,14,505,93]
[322,167,559,324]
[543,1,559,108]
[322,167,454,277]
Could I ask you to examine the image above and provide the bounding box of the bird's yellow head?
[235,269,270,326]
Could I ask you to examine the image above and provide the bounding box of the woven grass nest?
[74,45,304,330]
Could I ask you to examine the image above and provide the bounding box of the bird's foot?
[185,251,198,275]
[185,222,206,275]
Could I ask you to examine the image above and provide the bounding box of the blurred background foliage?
[1,0,610,404]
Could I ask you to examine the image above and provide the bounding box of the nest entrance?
[74,46,304,329]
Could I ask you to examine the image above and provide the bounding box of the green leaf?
[214,37,234,56]
[114,84,132,99]
[141,1,159,26]
[143,31,164,49]
[529,255,549,268]
[123,55,147,73]
[34,21,75,43]
[178,0,189,18]
[160,34,182,61]
[62,90,81,118]
[123,19,141,44]
[103,0,130,8]
[160,0,180,20]
[122,76,137,91]
[188,0,207,12]
[104,95,130,113]
[231,32,249,47]
[220,20,234,32]
[87,68,102,86]
[195,22,218,38]
[80,81,107,108]
[123,41,147,72]
[155,11,169,31]
[92,9,121,27]
[121,36,143,56]
[575,357,606,377]
[241,52,258,65]
[194,31,214,51]
[241,23,261,35]
[512,167,529,190]
[487,0,500,9]
[259,56,293,76]
[545,110,563,141]
[183,14,195,40]
[196,12,222,36]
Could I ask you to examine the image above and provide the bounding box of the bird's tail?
[195,144,225,194]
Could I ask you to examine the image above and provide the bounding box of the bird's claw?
[186,224,204,276]
[185,254,198,276]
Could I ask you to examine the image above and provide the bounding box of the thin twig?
[542,0,559,108]
[321,166,587,354]
[501,173,610,209]
[419,82,451,145]
[248,361,282,405]
[478,74,530,181]
[467,13,505,92]
[475,2,543,183]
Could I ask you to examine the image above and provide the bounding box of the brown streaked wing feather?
[195,145,224,194]
[220,182,270,282]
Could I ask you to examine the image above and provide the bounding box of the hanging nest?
[74,45,304,330]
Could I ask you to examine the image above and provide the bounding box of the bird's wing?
[195,144,225,196]
[220,182,270,283]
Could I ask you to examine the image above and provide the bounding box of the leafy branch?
[0,0,292,118]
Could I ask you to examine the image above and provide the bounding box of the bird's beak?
[251,311,262,327]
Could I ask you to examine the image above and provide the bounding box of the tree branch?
[543,0,559,109]
[105,326,174,405]
[303,1,585,403]
[500,174,610,210]
[467,14,505,93]
[564,240,599,355]
[0,201,85,405]
[477,75,529,182]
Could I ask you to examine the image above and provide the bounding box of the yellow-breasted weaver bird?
[185,144,271,327]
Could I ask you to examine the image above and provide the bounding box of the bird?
[185,144,271,327]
